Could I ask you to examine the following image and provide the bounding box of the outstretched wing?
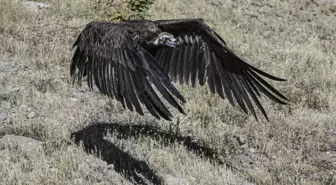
[70,21,186,120]
[153,19,288,121]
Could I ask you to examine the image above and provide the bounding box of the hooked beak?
[166,38,180,48]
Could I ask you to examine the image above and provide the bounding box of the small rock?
[24,1,50,12]
[241,143,249,149]
[238,136,247,145]
[27,112,36,119]
[70,98,78,102]
[0,113,7,122]
[72,92,83,97]
[9,87,20,92]
[19,104,28,110]
[0,135,42,152]
[163,174,190,185]
[72,91,91,99]
[0,149,7,158]
[3,102,11,109]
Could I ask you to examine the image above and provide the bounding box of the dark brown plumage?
[70,18,288,121]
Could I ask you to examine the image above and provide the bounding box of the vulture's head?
[153,32,180,48]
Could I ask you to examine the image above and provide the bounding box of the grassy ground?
[0,0,335,184]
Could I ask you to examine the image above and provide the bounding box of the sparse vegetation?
[92,0,155,21]
[0,0,335,184]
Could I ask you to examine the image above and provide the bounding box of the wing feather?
[183,43,192,84]
[153,19,288,120]
[70,21,185,120]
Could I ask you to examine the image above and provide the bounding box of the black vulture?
[70,19,288,121]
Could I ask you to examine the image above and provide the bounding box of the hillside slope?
[0,0,335,184]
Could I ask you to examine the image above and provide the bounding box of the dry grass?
[1,0,335,184]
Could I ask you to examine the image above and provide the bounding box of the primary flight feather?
[70,18,288,121]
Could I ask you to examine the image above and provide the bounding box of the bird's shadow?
[71,122,227,185]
